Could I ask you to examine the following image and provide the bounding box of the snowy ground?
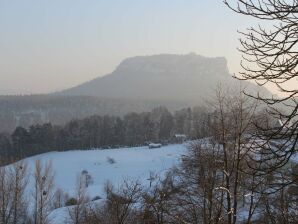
[23,144,187,197]
[18,144,187,222]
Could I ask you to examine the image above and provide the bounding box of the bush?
[107,157,116,164]
[65,197,78,206]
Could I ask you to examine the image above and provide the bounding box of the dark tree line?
[0,106,211,162]
[0,95,188,133]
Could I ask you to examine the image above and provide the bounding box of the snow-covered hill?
[23,144,185,197]
[18,144,187,222]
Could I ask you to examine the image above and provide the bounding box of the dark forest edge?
[0,106,211,164]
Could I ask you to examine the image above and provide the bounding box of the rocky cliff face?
[60,53,254,104]
[0,54,271,132]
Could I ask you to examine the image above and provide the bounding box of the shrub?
[65,197,78,206]
[107,157,116,164]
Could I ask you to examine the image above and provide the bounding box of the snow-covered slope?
[15,144,186,222]
[23,144,186,199]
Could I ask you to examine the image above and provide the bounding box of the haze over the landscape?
[0,0,264,95]
[0,1,297,223]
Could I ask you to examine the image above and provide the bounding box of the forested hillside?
[0,106,211,162]
[0,95,188,133]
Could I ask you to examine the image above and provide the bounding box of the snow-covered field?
[23,144,187,197]
[19,144,187,222]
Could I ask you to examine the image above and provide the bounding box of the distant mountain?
[59,53,270,103]
[0,53,271,133]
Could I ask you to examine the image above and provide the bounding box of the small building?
[148,143,162,149]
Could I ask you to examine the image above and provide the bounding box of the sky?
[0,0,282,95]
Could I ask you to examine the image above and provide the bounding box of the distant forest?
[0,95,189,133]
[0,106,211,162]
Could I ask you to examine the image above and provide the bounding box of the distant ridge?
[59,53,269,103]
[0,53,271,133]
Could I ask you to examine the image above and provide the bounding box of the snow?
[11,144,186,222]
[48,206,69,223]
[49,199,104,223]
[20,143,186,201]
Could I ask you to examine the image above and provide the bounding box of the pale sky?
[0,0,276,94]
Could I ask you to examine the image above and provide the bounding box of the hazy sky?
[0,0,269,94]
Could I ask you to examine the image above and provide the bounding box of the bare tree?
[53,188,65,209]
[0,166,11,224]
[175,86,266,224]
[0,162,29,224]
[177,142,225,224]
[67,174,89,224]
[255,169,298,223]
[10,162,29,224]
[141,172,180,224]
[81,170,93,188]
[224,0,298,169]
[32,160,55,224]
[211,86,261,223]
[103,180,141,224]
